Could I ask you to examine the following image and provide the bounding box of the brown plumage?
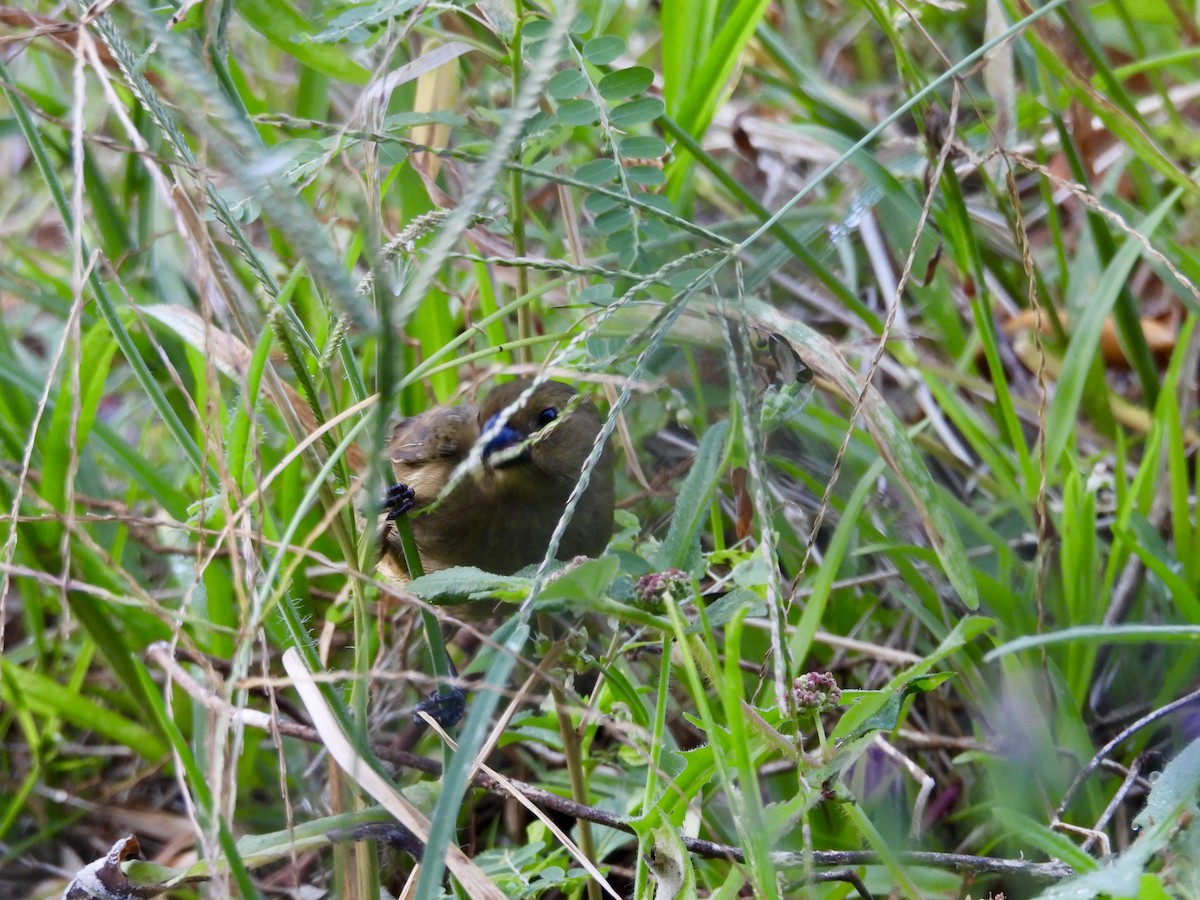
[381,379,614,578]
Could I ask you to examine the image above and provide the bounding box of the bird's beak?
[481,415,531,468]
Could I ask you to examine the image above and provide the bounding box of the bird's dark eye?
[536,407,558,428]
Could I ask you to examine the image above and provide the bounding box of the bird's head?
[477,379,604,485]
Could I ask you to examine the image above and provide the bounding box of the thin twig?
[1054,686,1200,821]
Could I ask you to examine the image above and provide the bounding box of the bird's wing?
[388,404,478,465]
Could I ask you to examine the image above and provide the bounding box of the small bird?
[381,379,615,578]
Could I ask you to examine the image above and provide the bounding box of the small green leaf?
[406,567,531,604]
[640,219,670,240]
[380,143,408,166]
[579,284,615,304]
[557,99,600,125]
[583,35,625,65]
[537,556,620,607]
[686,588,764,633]
[636,191,674,213]
[626,164,665,186]
[655,421,729,572]
[312,0,422,43]
[575,158,619,184]
[607,229,636,253]
[521,110,556,139]
[610,96,665,128]
[583,191,622,215]
[547,69,588,99]
[569,12,592,34]
[593,207,636,234]
[598,66,653,101]
[618,134,667,159]
[1135,737,1200,830]
[855,673,952,735]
